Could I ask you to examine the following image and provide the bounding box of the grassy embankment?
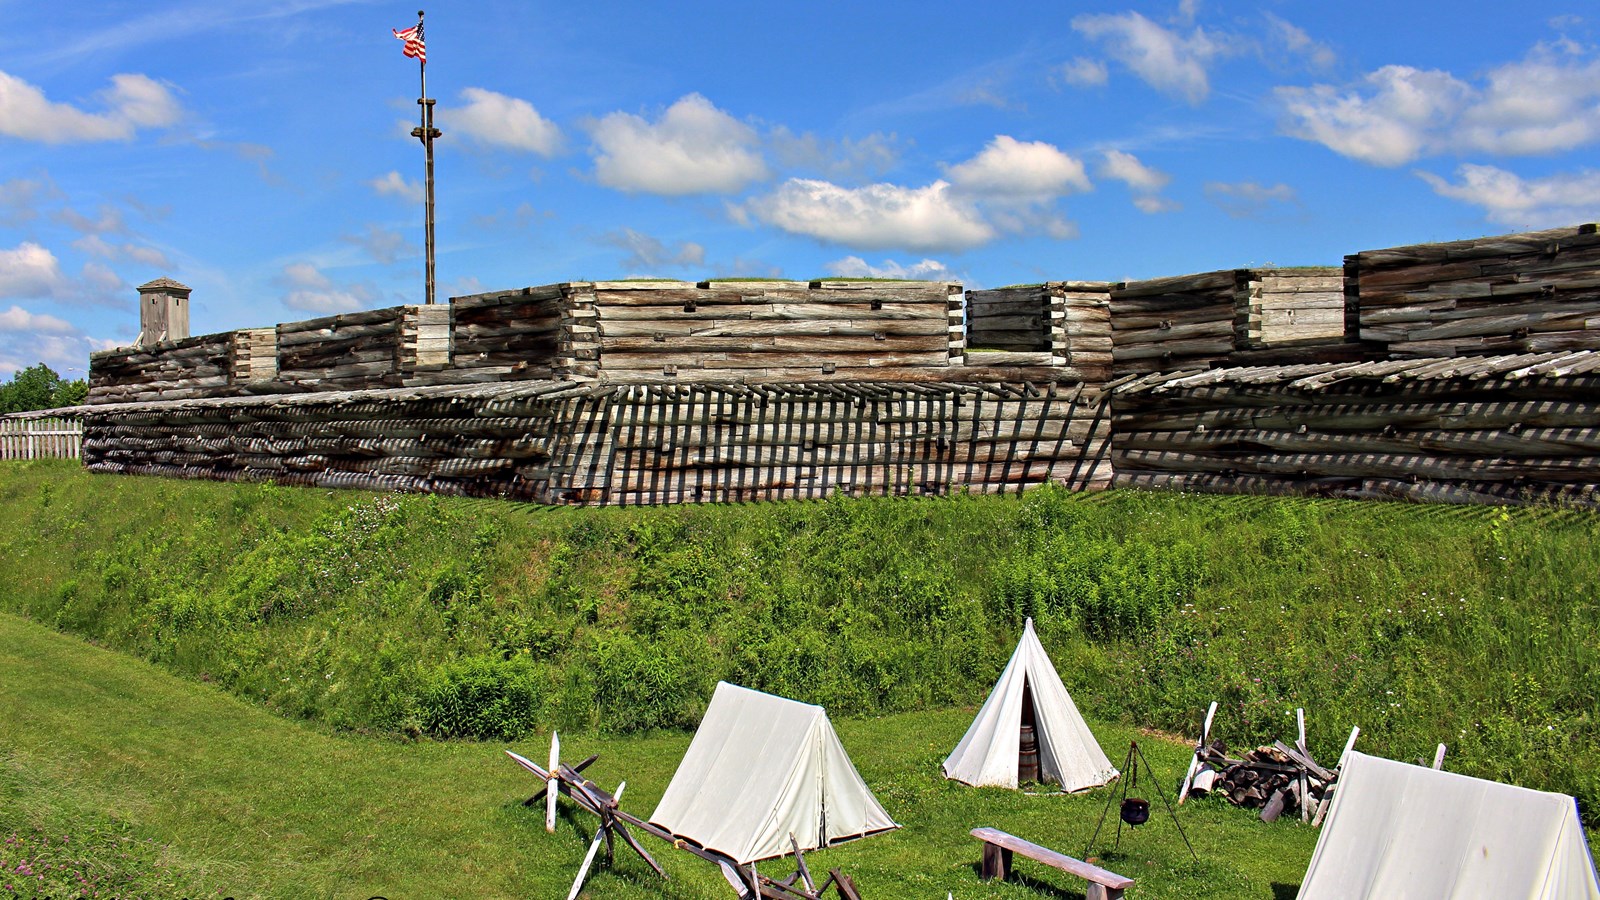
[1,459,1597,894]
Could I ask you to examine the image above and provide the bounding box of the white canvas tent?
[648,682,898,865]
[1299,751,1600,900]
[942,617,1118,791]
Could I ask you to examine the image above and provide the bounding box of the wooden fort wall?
[1348,223,1600,358]
[1110,352,1600,508]
[79,374,1114,504]
[76,223,1600,509]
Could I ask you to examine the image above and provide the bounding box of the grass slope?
[0,610,1321,899]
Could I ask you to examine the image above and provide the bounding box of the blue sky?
[1,0,1597,376]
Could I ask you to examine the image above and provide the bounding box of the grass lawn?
[0,610,1322,899]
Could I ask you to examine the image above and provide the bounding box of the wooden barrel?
[1019,724,1040,782]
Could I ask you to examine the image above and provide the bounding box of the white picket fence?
[0,414,84,460]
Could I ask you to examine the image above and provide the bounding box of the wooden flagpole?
[409,9,441,305]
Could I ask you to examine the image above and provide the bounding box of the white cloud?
[1100,150,1171,193]
[1071,11,1225,104]
[601,228,705,272]
[1205,181,1297,218]
[0,305,75,334]
[276,262,378,314]
[945,135,1091,200]
[56,204,128,236]
[1417,164,1600,228]
[1277,66,1473,166]
[0,242,68,299]
[0,177,53,225]
[825,256,961,282]
[588,93,768,196]
[768,128,901,181]
[123,245,172,268]
[1134,195,1183,213]
[369,171,424,203]
[1263,14,1336,71]
[447,88,563,155]
[77,261,127,304]
[1100,150,1179,214]
[1278,43,1600,166]
[1056,57,1110,88]
[0,70,181,143]
[70,233,170,269]
[1457,48,1600,155]
[341,224,409,265]
[744,178,994,253]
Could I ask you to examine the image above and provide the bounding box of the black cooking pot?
[1120,797,1150,826]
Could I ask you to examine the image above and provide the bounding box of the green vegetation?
[0,363,87,413]
[2,459,1598,833]
[1,610,1320,899]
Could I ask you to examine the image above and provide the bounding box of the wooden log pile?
[1185,741,1335,822]
[87,332,237,404]
[79,374,1114,505]
[1351,223,1600,358]
[965,282,1114,381]
[275,307,407,391]
[1111,350,1600,508]
[591,280,960,381]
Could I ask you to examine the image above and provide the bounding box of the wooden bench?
[971,827,1134,899]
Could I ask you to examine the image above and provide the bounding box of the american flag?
[393,20,425,63]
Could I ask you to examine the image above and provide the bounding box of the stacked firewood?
[1185,740,1336,823]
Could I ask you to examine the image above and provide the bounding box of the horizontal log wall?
[1111,270,1241,375]
[965,282,1114,382]
[88,332,237,404]
[590,280,961,380]
[1238,269,1345,348]
[80,377,1113,505]
[1111,362,1600,508]
[442,284,567,383]
[1350,222,1600,358]
[275,306,408,391]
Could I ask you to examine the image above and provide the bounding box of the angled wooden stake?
[567,780,624,900]
[1296,708,1310,822]
[1178,700,1218,805]
[1432,743,1447,770]
[548,731,561,833]
[1339,725,1360,767]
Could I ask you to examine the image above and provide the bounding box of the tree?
[0,364,87,413]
